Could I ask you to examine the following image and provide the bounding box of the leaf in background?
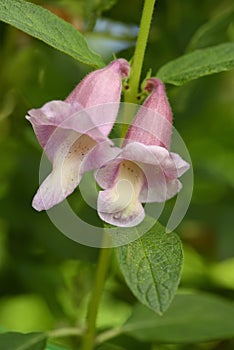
[62,0,118,26]
[46,343,70,350]
[99,0,118,12]
[90,0,118,14]
[0,0,104,68]
[210,257,234,289]
[0,332,47,350]
[122,293,234,343]
[157,43,234,85]
[0,295,55,332]
[116,221,183,314]
[186,7,234,51]
[86,18,138,59]
[97,344,127,350]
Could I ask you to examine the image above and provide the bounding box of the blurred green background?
[0,0,234,349]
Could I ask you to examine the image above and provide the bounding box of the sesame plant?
[0,1,234,350]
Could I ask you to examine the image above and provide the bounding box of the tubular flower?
[26,59,130,211]
[96,78,190,227]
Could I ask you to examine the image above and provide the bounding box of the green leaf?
[116,221,183,314]
[0,332,47,350]
[122,293,234,343]
[157,42,234,86]
[64,0,118,24]
[97,344,127,350]
[0,0,104,68]
[46,344,69,350]
[186,7,234,51]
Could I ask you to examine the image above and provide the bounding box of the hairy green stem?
[81,246,110,350]
[125,0,157,103]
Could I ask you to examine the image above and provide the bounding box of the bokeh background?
[0,0,234,349]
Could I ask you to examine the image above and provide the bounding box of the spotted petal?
[32,131,96,211]
[97,160,146,227]
[121,142,189,202]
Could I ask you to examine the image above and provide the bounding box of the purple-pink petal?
[27,59,130,211]
[26,101,81,160]
[96,140,190,226]
[95,159,122,189]
[125,78,173,149]
[81,142,121,175]
[66,58,130,136]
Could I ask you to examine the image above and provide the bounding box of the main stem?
[81,246,110,350]
[125,0,156,103]
[81,2,156,349]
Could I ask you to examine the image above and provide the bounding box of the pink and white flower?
[96,78,190,227]
[26,59,130,211]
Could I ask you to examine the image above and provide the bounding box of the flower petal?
[27,58,130,158]
[139,164,168,202]
[26,101,81,160]
[66,58,130,136]
[32,167,72,211]
[168,152,190,178]
[97,160,145,227]
[121,142,167,165]
[28,59,131,212]
[83,142,121,175]
[125,78,172,149]
[140,175,182,203]
[27,100,80,126]
[124,110,172,149]
[145,78,172,123]
[166,179,182,199]
[27,101,112,161]
[121,142,190,179]
[98,186,145,227]
[66,59,130,106]
[112,142,189,203]
[95,159,122,189]
[32,132,96,211]
[139,164,184,202]
[121,142,178,172]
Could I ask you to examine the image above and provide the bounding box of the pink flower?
[26,59,130,211]
[96,78,190,227]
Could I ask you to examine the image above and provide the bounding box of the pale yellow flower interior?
[111,160,144,219]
